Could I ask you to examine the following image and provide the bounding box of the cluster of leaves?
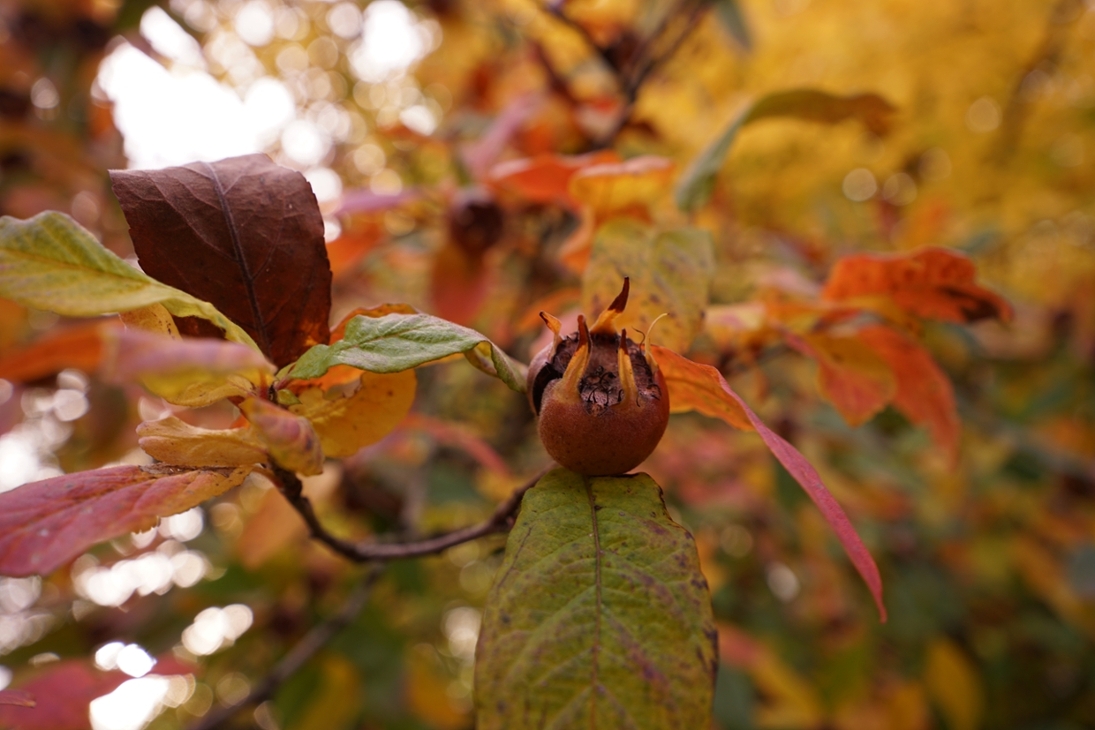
[0,0,1093,729]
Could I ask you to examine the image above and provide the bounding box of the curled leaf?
[240,397,325,476]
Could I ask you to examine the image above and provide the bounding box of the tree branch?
[188,563,383,730]
[273,466,546,563]
[592,0,711,148]
[540,1,619,74]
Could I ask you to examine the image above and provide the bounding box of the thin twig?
[592,0,711,147]
[540,2,619,74]
[274,466,546,563]
[992,0,1084,165]
[188,563,384,730]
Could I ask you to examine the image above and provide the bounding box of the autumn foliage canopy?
[0,0,1092,729]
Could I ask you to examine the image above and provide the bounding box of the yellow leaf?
[289,370,416,458]
[137,416,268,468]
[118,303,180,337]
[752,649,825,729]
[924,638,984,730]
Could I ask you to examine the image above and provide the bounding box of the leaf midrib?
[201,162,272,357]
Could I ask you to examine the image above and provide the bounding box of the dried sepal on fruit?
[527,278,670,476]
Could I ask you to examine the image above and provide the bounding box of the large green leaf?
[676,89,897,211]
[0,212,258,350]
[582,219,714,353]
[475,469,717,729]
[288,312,527,392]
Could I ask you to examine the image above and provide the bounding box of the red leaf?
[110,154,332,367]
[0,661,126,730]
[0,689,35,707]
[0,320,113,383]
[0,464,252,577]
[0,656,196,730]
[488,151,619,207]
[653,345,887,621]
[822,247,1013,324]
[859,325,961,465]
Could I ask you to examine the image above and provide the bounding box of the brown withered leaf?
[110,154,331,367]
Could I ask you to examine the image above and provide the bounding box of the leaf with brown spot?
[110,154,332,367]
[821,247,1013,324]
[0,464,252,577]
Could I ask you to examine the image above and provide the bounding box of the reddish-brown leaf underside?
[821,247,1013,324]
[0,464,252,577]
[109,154,332,367]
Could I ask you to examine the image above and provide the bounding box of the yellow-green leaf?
[475,469,717,729]
[676,89,897,211]
[582,219,714,353]
[0,212,258,350]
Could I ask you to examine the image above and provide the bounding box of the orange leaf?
[655,346,753,430]
[858,325,960,464]
[0,319,113,382]
[488,151,619,207]
[429,242,491,326]
[0,464,252,576]
[654,345,886,621]
[789,333,896,426]
[822,247,1013,324]
[568,156,675,217]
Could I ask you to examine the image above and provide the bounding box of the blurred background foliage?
[0,0,1094,728]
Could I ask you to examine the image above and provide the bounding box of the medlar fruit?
[527,279,670,476]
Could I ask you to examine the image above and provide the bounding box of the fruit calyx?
[527,278,670,476]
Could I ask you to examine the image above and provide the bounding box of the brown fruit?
[527,279,670,476]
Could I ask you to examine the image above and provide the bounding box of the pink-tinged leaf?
[240,398,324,476]
[0,689,35,707]
[858,325,961,465]
[106,328,274,383]
[653,345,887,621]
[110,154,332,367]
[335,188,419,216]
[0,657,196,730]
[461,93,542,181]
[0,464,252,577]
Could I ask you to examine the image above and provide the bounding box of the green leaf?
[475,469,717,729]
[583,219,715,353]
[675,89,897,211]
[289,312,527,392]
[713,0,752,53]
[0,212,259,350]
